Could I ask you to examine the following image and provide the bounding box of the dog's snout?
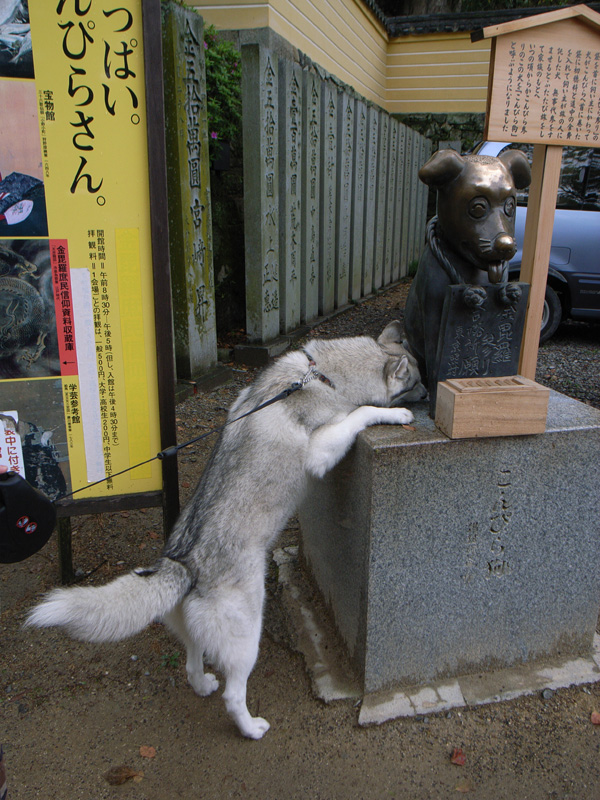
[494,233,517,259]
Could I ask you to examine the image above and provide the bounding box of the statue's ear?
[499,149,531,190]
[418,149,465,188]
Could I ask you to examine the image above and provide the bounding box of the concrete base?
[273,545,600,726]
[298,391,600,697]
[359,638,600,725]
[234,336,301,367]
[174,365,233,402]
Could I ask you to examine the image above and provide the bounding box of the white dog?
[27,322,424,739]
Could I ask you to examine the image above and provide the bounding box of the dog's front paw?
[239,716,270,740]
[386,407,414,425]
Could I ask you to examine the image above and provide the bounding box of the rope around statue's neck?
[426,217,508,286]
[426,217,463,284]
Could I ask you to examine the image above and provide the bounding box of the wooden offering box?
[435,376,549,439]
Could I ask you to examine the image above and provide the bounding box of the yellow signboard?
[0,0,164,503]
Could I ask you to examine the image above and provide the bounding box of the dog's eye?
[504,197,516,217]
[468,197,489,219]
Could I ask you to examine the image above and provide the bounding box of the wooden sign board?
[480,5,600,147]
[449,4,600,437]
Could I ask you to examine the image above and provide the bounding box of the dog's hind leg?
[220,607,270,740]
[209,580,270,739]
[163,603,219,697]
[182,583,270,739]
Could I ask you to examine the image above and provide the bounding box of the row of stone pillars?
[242,43,432,344]
[162,4,432,374]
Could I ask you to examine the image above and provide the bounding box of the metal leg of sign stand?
[57,517,74,585]
[161,458,180,541]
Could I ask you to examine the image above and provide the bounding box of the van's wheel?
[540,284,562,343]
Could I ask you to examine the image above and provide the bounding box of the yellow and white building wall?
[187,0,492,114]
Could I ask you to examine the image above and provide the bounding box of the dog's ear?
[393,354,409,379]
[418,149,465,188]
[499,149,531,190]
[377,320,404,352]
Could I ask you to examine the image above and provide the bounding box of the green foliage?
[203,25,242,159]
[408,259,420,277]
[160,651,181,669]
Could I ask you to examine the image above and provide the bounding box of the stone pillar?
[301,68,320,324]
[408,132,423,267]
[362,106,379,296]
[392,124,407,281]
[319,79,337,316]
[278,59,302,333]
[335,90,354,309]
[242,44,280,342]
[373,112,389,290]
[162,2,217,378]
[237,37,433,347]
[383,118,399,286]
[400,125,413,275]
[349,99,367,302]
[402,128,420,271]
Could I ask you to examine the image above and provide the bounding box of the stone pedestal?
[299,391,600,696]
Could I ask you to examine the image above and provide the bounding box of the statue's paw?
[462,286,487,309]
[498,282,522,306]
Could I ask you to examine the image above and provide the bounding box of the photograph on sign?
[0,239,58,377]
[0,0,163,504]
[0,0,33,79]
[0,380,69,500]
[0,80,48,236]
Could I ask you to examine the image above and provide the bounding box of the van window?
[559,148,593,210]
[583,150,600,211]
[495,143,599,211]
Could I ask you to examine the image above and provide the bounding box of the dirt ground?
[2,282,600,800]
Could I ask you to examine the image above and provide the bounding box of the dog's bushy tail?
[25,559,192,643]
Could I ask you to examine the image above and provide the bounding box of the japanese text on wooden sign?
[486,19,600,146]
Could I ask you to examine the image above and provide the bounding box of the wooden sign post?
[472,4,600,378]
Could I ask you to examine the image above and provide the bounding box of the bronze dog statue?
[404,149,531,399]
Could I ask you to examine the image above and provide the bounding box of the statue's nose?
[495,234,516,259]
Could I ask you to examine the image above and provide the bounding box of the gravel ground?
[2,279,600,800]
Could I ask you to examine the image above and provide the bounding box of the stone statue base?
[298,391,600,695]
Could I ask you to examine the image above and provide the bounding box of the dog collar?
[302,351,335,389]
